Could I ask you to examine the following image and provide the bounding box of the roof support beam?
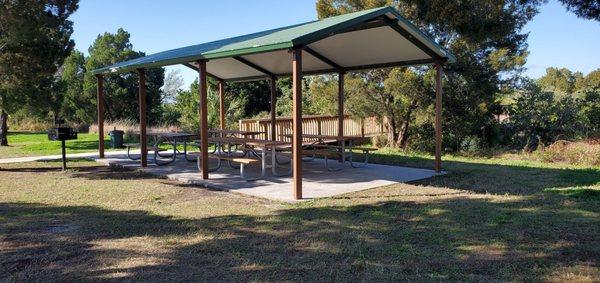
[340,18,388,34]
[197,60,209,180]
[291,49,303,200]
[137,68,148,168]
[233,56,276,78]
[434,62,443,172]
[272,58,441,78]
[304,46,345,72]
[345,58,441,72]
[95,74,105,158]
[382,16,442,60]
[182,62,224,81]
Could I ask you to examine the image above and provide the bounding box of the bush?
[8,117,53,132]
[89,119,181,140]
[535,140,600,166]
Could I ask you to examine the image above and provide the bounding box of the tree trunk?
[0,110,8,146]
[385,116,399,147]
[396,100,418,149]
[397,117,410,148]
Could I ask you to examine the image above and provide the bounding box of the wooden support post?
[434,63,443,172]
[218,80,225,130]
[338,72,345,137]
[197,60,209,179]
[137,69,148,167]
[338,72,345,162]
[96,74,105,158]
[292,49,303,200]
[270,76,277,141]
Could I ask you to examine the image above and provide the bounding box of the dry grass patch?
[0,158,599,281]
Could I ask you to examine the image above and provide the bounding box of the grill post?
[61,140,67,171]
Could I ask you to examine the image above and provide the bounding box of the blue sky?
[71,0,600,88]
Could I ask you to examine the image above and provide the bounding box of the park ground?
[1,137,599,281]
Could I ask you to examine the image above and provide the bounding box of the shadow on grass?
[1,196,598,281]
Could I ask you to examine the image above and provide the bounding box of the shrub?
[535,140,600,167]
[8,117,53,132]
[89,119,181,140]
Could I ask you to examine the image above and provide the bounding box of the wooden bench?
[204,153,264,180]
[208,154,260,165]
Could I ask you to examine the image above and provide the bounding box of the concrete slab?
[96,154,442,202]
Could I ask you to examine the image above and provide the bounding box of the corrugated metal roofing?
[93,6,455,77]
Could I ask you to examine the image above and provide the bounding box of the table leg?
[341,139,346,164]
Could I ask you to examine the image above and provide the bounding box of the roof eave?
[92,42,294,75]
[386,8,457,63]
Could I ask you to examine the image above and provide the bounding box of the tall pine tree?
[0,0,78,145]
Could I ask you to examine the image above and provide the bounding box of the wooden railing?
[238,115,384,141]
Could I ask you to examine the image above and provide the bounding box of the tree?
[82,28,164,125]
[162,69,184,104]
[557,0,600,21]
[59,50,87,123]
[175,79,245,131]
[315,0,542,150]
[577,68,600,91]
[0,0,79,145]
[537,67,579,94]
[509,80,582,148]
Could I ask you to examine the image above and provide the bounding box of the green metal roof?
[93,6,455,76]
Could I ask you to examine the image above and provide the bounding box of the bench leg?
[272,150,292,177]
[126,146,140,160]
[154,148,177,166]
[197,155,222,172]
[324,154,344,171]
[184,141,199,162]
[301,147,316,162]
[348,150,370,168]
[240,150,266,181]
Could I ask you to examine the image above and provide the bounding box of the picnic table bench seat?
[202,153,264,180]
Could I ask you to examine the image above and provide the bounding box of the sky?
[70,0,600,88]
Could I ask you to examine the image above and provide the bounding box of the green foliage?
[507,80,583,148]
[579,89,600,136]
[82,29,165,125]
[537,67,583,94]
[557,0,600,21]
[174,79,245,132]
[0,0,79,145]
[60,50,87,123]
[314,0,543,152]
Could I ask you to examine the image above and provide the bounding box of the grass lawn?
[0,132,111,158]
[0,152,599,280]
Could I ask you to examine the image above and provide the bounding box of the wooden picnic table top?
[143,132,198,138]
[209,129,265,136]
[280,133,364,141]
[209,136,290,148]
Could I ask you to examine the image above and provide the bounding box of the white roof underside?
[190,25,434,81]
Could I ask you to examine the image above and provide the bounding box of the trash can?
[109,129,124,148]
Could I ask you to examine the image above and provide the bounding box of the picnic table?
[206,136,292,179]
[209,129,265,139]
[281,134,376,170]
[125,132,198,165]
